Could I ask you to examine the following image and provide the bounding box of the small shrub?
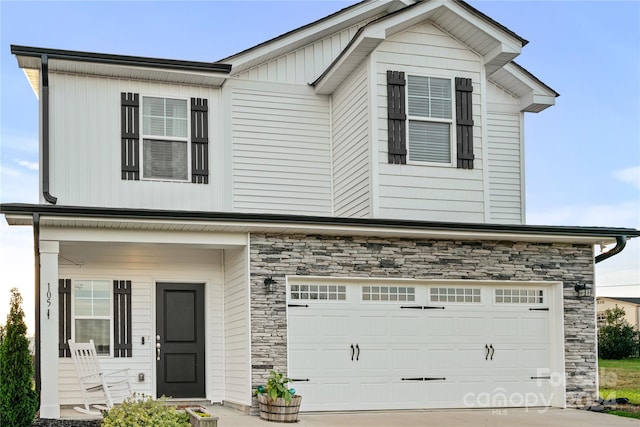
[101,394,190,427]
[0,288,39,427]
[598,307,639,360]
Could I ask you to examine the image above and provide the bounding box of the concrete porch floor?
[60,405,639,427]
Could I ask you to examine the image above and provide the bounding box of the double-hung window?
[142,97,189,180]
[73,280,111,355]
[121,93,209,183]
[407,76,453,164]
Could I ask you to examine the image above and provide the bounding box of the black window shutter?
[191,98,209,184]
[455,78,474,169]
[387,71,407,164]
[113,280,132,358]
[121,92,140,180]
[58,279,71,358]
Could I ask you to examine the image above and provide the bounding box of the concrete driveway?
[215,407,639,427]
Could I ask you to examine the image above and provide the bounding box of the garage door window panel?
[430,287,481,303]
[362,286,415,302]
[495,289,544,304]
[290,284,347,301]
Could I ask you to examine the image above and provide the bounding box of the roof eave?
[3,204,639,245]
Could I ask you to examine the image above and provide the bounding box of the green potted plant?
[253,370,302,423]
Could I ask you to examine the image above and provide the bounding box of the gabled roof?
[219,0,557,112]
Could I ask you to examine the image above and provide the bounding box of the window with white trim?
[73,280,111,355]
[290,284,347,301]
[407,76,453,164]
[430,287,481,303]
[142,97,189,180]
[362,286,415,302]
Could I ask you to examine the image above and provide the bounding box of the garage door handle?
[485,344,489,360]
[351,344,355,361]
[356,344,360,361]
[489,344,495,360]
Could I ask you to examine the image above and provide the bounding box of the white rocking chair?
[68,339,132,415]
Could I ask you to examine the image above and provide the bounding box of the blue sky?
[1,0,639,332]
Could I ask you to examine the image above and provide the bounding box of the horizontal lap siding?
[332,62,370,217]
[375,22,484,222]
[223,247,251,406]
[232,85,332,215]
[58,243,224,405]
[487,82,523,223]
[49,73,221,211]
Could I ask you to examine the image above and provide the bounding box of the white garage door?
[287,281,560,411]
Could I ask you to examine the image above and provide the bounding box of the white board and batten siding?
[229,80,333,215]
[223,246,252,406]
[332,61,371,218]
[47,72,223,212]
[486,82,525,224]
[233,20,380,85]
[56,242,225,405]
[375,22,485,223]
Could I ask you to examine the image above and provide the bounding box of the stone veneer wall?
[249,234,596,407]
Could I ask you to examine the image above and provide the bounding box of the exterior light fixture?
[574,283,592,298]
[264,276,277,292]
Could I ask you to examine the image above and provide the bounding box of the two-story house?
[2,0,639,419]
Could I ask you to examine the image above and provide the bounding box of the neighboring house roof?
[2,203,639,245]
[598,297,640,306]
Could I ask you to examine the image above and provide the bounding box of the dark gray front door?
[156,283,205,398]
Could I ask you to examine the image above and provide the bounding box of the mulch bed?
[33,419,101,427]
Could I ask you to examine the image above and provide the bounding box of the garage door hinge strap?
[402,377,446,381]
[290,378,310,382]
[288,304,309,308]
[400,306,446,310]
[402,377,425,381]
[530,376,551,380]
[529,308,549,311]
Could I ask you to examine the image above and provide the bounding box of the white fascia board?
[49,59,228,87]
[36,215,617,245]
[314,31,384,95]
[501,62,557,112]
[4,214,34,226]
[40,226,248,247]
[226,0,400,75]
[520,92,557,113]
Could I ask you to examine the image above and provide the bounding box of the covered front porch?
[36,222,252,418]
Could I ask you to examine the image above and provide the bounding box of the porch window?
[73,280,111,355]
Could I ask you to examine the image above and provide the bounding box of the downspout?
[41,55,57,204]
[33,213,41,403]
[595,235,627,264]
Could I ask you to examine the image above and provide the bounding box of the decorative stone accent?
[249,234,595,408]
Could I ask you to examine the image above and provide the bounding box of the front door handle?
[351,344,355,361]
[156,342,161,361]
[356,344,360,361]
[489,344,494,361]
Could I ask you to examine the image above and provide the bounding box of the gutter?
[33,213,41,402]
[595,235,627,264]
[41,55,57,204]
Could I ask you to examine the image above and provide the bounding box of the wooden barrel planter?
[257,394,302,423]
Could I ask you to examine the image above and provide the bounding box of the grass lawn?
[599,358,640,419]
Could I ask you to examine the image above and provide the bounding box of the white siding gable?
[375,21,485,222]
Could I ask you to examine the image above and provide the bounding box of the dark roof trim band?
[2,203,638,239]
[11,45,232,74]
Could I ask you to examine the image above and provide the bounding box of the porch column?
[39,240,59,418]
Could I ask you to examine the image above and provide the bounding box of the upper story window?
[386,71,474,169]
[121,93,209,184]
[142,97,189,180]
[407,76,453,164]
